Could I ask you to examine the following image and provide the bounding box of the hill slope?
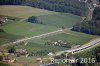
[0,5,82,28]
[0,0,87,16]
[0,5,58,19]
[72,6,100,35]
[0,5,82,45]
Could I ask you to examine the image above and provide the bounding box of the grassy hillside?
[0,5,82,28]
[0,0,87,16]
[0,5,98,46]
[38,13,82,28]
[1,21,58,37]
[0,5,59,45]
[0,17,57,45]
[0,5,58,19]
[0,5,99,66]
[1,22,57,45]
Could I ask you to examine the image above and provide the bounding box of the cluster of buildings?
[78,0,100,7]
[2,56,16,63]
[0,48,28,63]
[91,0,100,7]
[15,49,28,57]
[0,16,8,24]
[47,40,67,46]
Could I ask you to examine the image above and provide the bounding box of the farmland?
[0,5,98,51]
[0,5,99,66]
[0,5,83,45]
[0,21,58,45]
[0,32,21,45]
[15,30,98,54]
[0,5,58,19]
[0,5,98,50]
[0,5,82,28]
[1,21,58,37]
[44,30,98,45]
[38,13,82,28]
[15,40,67,53]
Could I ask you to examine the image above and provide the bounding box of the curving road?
[55,38,100,56]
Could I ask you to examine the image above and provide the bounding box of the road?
[2,29,63,47]
[55,38,100,56]
[13,29,63,43]
[1,28,100,56]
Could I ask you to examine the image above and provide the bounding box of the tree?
[62,26,65,29]
[0,16,6,32]
[27,16,39,23]
[0,56,3,61]
[7,46,15,53]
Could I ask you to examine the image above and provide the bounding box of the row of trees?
[0,0,87,16]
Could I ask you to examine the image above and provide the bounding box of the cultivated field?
[0,5,99,66]
[38,13,82,28]
[0,32,21,45]
[44,30,98,45]
[15,29,98,55]
[0,5,98,51]
[0,5,58,18]
[0,5,82,28]
[0,21,58,45]
[1,21,58,37]
[0,5,82,45]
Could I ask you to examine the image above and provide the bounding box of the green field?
[0,5,58,19]
[0,5,100,66]
[0,5,99,56]
[0,5,59,45]
[38,13,82,28]
[0,5,83,45]
[1,21,58,37]
[44,30,98,45]
[0,62,10,66]
[0,32,22,45]
[15,30,98,54]
[16,40,67,53]
[0,21,58,45]
[0,5,82,28]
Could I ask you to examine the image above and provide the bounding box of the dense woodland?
[0,0,87,16]
[72,6,100,36]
